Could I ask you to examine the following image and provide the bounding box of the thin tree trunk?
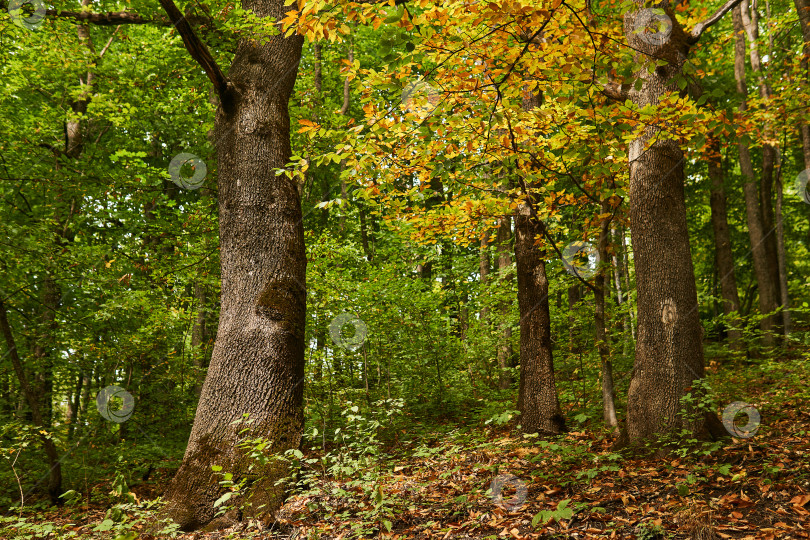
[707,137,743,348]
[496,215,514,389]
[0,299,62,503]
[595,201,618,432]
[479,228,490,322]
[740,1,783,324]
[162,0,306,529]
[567,283,581,355]
[774,151,791,335]
[620,228,636,341]
[339,40,353,115]
[313,42,322,97]
[358,202,373,261]
[33,277,59,428]
[611,227,623,305]
[733,5,780,346]
[67,370,83,441]
[191,281,208,396]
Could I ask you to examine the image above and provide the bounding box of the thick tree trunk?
[496,215,514,389]
[162,0,305,530]
[595,201,618,431]
[732,6,780,345]
[621,7,707,445]
[515,206,565,435]
[707,137,743,347]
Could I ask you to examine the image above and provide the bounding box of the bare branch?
[98,26,121,58]
[689,0,745,43]
[157,0,232,105]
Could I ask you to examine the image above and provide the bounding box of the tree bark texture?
[162,0,305,530]
[622,6,707,444]
[515,205,565,435]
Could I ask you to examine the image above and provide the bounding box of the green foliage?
[531,498,574,527]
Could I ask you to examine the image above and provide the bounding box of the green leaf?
[384,6,405,23]
[94,519,115,532]
[213,491,234,508]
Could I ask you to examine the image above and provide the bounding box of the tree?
[147,0,307,530]
[704,132,742,347]
[732,3,782,345]
[614,1,742,445]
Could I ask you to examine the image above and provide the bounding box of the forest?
[1,0,809,538]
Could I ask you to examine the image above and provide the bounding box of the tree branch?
[0,2,210,26]
[601,78,631,101]
[689,0,745,43]
[156,0,232,105]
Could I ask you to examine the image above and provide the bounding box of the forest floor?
[3,353,809,540]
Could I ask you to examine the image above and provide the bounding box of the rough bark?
[515,206,565,435]
[162,0,305,530]
[707,137,743,347]
[621,6,709,445]
[732,5,780,345]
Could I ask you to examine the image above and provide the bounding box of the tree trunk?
[496,215,514,389]
[774,153,791,335]
[620,227,636,342]
[33,276,59,428]
[479,228,490,322]
[798,0,810,167]
[740,2,783,328]
[567,283,582,355]
[595,201,618,432]
[358,202,373,261]
[162,0,305,529]
[191,281,209,396]
[67,369,83,441]
[707,137,743,348]
[621,7,708,445]
[515,205,565,435]
[0,299,63,503]
[732,5,780,345]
